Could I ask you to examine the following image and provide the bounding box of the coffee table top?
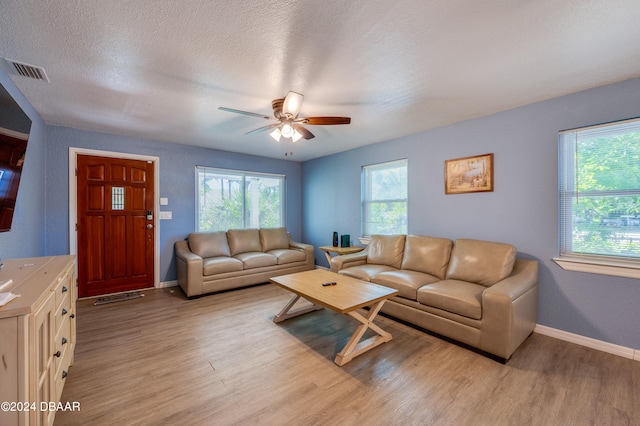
[270,269,398,314]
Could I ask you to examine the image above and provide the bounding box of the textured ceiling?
[1,0,640,161]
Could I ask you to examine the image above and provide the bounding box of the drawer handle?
[70,314,75,319]
[62,371,68,379]
[62,286,68,293]
[54,351,61,358]
[62,308,68,316]
[62,337,68,345]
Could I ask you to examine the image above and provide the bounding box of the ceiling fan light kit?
[269,126,303,143]
[219,91,351,147]
[269,127,282,142]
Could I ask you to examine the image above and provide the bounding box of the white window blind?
[558,117,640,267]
[362,159,408,236]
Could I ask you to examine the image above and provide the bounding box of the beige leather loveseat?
[330,235,538,360]
[176,227,314,298]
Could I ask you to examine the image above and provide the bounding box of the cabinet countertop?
[0,255,75,319]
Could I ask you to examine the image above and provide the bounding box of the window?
[111,187,125,210]
[196,167,285,231]
[362,159,408,236]
[557,118,640,277]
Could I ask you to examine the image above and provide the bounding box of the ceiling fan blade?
[282,91,304,118]
[245,123,279,135]
[292,124,315,140]
[298,116,351,125]
[218,107,274,120]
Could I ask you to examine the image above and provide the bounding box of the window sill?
[553,257,640,279]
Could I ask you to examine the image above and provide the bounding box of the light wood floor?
[56,283,639,425]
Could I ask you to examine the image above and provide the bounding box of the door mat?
[94,291,144,306]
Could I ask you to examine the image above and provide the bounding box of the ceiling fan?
[219,91,351,143]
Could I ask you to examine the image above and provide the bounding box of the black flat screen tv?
[0,82,32,232]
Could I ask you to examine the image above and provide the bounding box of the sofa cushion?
[267,248,306,265]
[259,227,290,252]
[202,256,243,275]
[234,252,277,269]
[227,229,262,256]
[373,270,440,300]
[188,231,231,258]
[417,280,485,320]
[446,239,517,286]
[367,234,406,269]
[338,264,398,282]
[401,235,453,279]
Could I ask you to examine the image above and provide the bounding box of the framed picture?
[444,153,494,194]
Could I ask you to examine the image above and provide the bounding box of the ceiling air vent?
[4,58,50,82]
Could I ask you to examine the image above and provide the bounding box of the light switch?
[160,197,169,206]
[159,211,172,220]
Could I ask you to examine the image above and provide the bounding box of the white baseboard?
[157,280,178,288]
[534,324,639,361]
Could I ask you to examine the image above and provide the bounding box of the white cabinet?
[0,256,76,426]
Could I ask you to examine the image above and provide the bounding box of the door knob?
[147,224,153,229]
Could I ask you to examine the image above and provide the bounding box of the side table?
[318,245,364,266]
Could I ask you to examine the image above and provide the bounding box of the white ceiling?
[2,1,640,161]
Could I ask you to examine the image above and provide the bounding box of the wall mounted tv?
[0,82,32,232]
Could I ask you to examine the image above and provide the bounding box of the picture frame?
[444,153,494,194]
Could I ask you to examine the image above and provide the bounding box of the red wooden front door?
[76,154,155,297]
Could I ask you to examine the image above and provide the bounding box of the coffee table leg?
[273,294,324,323]
[334,299,392,366]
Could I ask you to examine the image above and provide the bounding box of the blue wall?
[302,78,640,351]
[0,69,47,259]
[43,126,304,282]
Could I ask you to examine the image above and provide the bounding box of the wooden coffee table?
[270,269,398,366]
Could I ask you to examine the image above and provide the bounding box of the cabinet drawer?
[54,314,71,373]
[54,345,72,403]
[55,291,71,331]
[54,274,73,308]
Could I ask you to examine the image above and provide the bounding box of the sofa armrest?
[288,239,312,252]
[175,240,204,297]
[329,248,369,273]
[484,259,538,301]
[480,259,539,359]
[288,237,315,268]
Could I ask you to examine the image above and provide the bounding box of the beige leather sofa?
[176,227,314,298]
[330,235,538,360]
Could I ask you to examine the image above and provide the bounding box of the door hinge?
[75,223,78,232]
